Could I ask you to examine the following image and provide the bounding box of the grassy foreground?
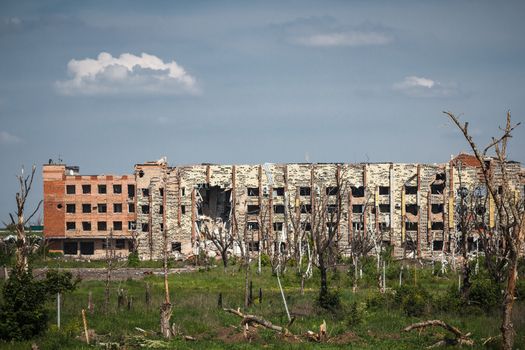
[0,261,524,349]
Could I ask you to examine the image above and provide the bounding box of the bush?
[516,279,525,301]
[394,284,431,317]
[127,251,140,267]
[260,253,271,267]
[347,301,363,327]
[318,289,341,311]
[468,277,501,311]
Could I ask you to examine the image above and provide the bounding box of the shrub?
[260,253,271,267]
[394,284,431,317]
[347,301,363,327]
[468,277,501,311]
[127,251,140,267]
[318,289,341,311]
[516,279,525,301]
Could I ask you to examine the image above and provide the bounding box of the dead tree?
[5,165,42,273]
[160,176,173,339]
[444,111,524,350]
[202,217,233,269]
[404,319,474,348]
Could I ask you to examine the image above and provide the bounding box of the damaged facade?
[43,154,525,260]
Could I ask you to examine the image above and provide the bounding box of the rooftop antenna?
[58,154,63,164]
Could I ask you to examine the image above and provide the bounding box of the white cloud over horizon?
[293,31,391,47]
[56,52,198,96]
[393,76,459,97]
[0,131,22,144]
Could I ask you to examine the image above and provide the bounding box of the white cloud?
[56,52,198,96]
[0,131,22,144]
[294,31,391,47]
[393,76,459,97]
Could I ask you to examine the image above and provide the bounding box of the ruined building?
[43,154,525,260]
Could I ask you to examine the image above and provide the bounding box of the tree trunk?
[160,302,173,339]
[501,249,518,350]
[222,250,228,270]
[319,257,328,301]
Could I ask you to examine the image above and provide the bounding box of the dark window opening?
[247,222,259,230]
[431,204,444,214]
[66,204,75,213]
[247,187,259,196]
[299,187,311,196]
[433,240,444,251]
[475,205,486,216]
[301,222,311,231]
[128,184,135,198]
[159,223,164,231]
[274,205,285,214]
[128,221,136,230]
[66,222,76,231]
[115,239,125,249]
[351,186,365,197]
[382,240,391,247]
[138,170,144,178]
[379,186,390,195]
[82,222,91,231]
[98,203,107,213]
[300,204,312,213]
[80,241,94,255]
[248,241,260,252]
[181,187,186,196]
[172,242,182,253]
[327,204,338,213]
[98,184,107,194]
[379,204,390,213]
[113,221,122,231]
[274,187,285,196]
[113,184,122,194]
[66,185,75,194]
[405,222,418,231]
[97,221,107,231]
[274,242,286,253]
[128,203,135,213]
[352,205,363,214]
[326,186,339,196]
[181,205,186,214]
[159,188,164,197]
[113,203,123,213]
[159,205,164,214]
[82,204,91,213]
[405,186,418,195]
[141,205,150,214]
[326,223,337,232]
[405,204,418,215]
[63,241,77,255]
[247,205,260,214]
[141,223,149,232]
[57,204,63,209]
[273,222,284,231]
[82,185,91,194]
[431,221,444,230]
[436,173,446,181]
[352,222,363,231]
[431,183,445,195]
[142,188,149,197]
[379,222,390,231]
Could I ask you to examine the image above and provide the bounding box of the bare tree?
[202,217,233,269]
[5,166,42,273]
[444,111,524,350]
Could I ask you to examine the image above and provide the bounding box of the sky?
[1,0,524,224]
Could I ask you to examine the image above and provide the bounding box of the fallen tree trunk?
[404,320,473,348]
[223,308,290,335]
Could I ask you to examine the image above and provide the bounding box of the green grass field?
[1,260,524,349]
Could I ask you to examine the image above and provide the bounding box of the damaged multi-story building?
[43,153,525,260]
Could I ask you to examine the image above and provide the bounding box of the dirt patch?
[328,331,361,344]
[215,325,259,344]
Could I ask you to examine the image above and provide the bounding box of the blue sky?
[1,0,524,223]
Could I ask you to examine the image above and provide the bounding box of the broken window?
[98,184,107,194]
[113,203,123,213]
[379,186,390,195]
[66,222,76,231]
[142,188,149,197]
[379,222,390,231]
[63,241,78,255]
[273,222,284,231]
[300,204,312,213]
[436,173,446,181]
[82,185,91,194]
[82,221,91,231]
[431,221,444,230]
[141,205,150,214]
[66,185,75,194]
[248,241,260,252]
[405,204,418,215]
[300,222,311,231]
[352,205,363,214]
[299,187,311,196]
[274,242,286,253]
[433,240,444,251]
[181,205,186,214]
[274,205,285,214]
[113,221,122,231]
[113,184,122,194]
[97,221,107,231]
[247,222,259,230]
[326,222,337,232]
[172,242,182,253]
[405,186,418,195]
[405,222,418,231]
[352,222,363,231]
[159,223,164,231]
[115,239,125,249]
[66,204,76,213]
[326,204,338,214]
[159,188,164,197]
[247,188,259,196]
[379,204,390,213]
[141,223,149,232]
[128,184,135,198]
[80,242,94,255]
[274,187,285,196]
[181,187,186,196]
[247,205,260,214]
[98,204,107,213]
[326,186,339,196]
[431,183,445,195]
[431,204,444,214]
[128,221,136,230]
[197,185,232,224]
[128,203,135,213]
[382,240,391,247]
[159,205,164,214]
[351,186,365,197]
[82,204,91,213]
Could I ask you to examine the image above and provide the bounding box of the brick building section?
[43,164,136,259]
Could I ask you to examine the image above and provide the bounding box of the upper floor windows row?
[66,184,135,197]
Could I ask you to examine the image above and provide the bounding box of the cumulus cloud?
[56,52,198,96]
[0,131,22,144]
[393,76,459,97]
[293,31,391,47]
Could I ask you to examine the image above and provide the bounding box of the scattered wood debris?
[403,320,474,348]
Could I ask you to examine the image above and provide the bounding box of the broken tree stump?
[404,320,474,348]
[218,292,223,308]
[258,288,262,304]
